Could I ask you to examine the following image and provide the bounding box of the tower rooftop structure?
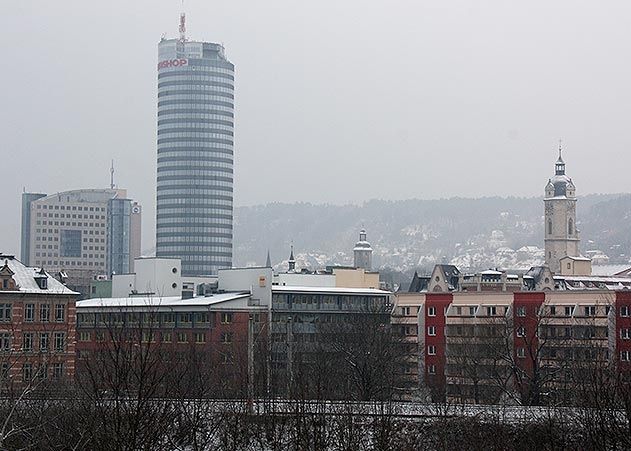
[353,229,373,270]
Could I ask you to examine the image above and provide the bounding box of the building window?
[0,333,10,351]
[161,332,172,343]
[24,304,35,322]
[22,363,33,382]
[516,306,526,317]
[40,304,50,322]
[79,331,91,342]
[52,363,64,380]
[221,352,233,364]
[0,304,12,322]
[427,364,436,375]
[516,347,526,358]
[427,326,436,336]
[568,218,574,235]
[402,307,411,316]
[547,220,552,235]
[621,351,631,362]
[177,332,188,343]
[142,332,155,343]
[516,327,526,338]
[221,312,233,324]
[621,306,630,317]
[23,332,34,352]
[54,332,65,352]
[487,306,497,316]
[39,333,49,352]
[194,332,205,343]
[427,345,436,355]
[428,306,436,317]
[564,306,573,317]
[584,306,596,316]
[55,304,65,322]
[550,306,556,316]
[221,332,233,344]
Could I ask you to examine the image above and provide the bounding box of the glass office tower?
[156,38,234,276]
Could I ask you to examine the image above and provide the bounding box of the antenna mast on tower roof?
[179,0,187,42]
[110,159,115,190]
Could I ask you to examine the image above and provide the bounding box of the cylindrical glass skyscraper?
[156,38,234,276]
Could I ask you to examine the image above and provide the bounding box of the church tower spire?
[544,143,582,274]
[288,244,296,272]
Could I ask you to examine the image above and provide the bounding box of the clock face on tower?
[132,206,141,214]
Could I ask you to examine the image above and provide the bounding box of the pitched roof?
[0,255,77,295]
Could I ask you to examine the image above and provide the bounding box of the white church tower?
[544,145,581,274]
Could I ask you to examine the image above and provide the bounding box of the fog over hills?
[233,194,631,276]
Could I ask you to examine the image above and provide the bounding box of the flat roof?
[272,286,391,295]
[77,292,251,309]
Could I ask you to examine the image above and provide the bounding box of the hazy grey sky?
[2,0,630,255]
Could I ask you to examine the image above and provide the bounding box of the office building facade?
[20,189,141,294]
[156,36,235,276]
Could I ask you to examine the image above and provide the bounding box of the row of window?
[2,362,65,382]
[157,70,234,80]
[158,141,233,151]
[35,205,105,212]
[78,311,234,328]
[0,303,66,322]
[158,79,234,90]
[421,304,625,318]
[158,123,233,133]
[36,229,105,236]
[0,331,66,352]
[158,116,233,127]
[34,260,104,268]
[36,213,105,220]
[79,330,235,345]
[158,107,234,118]
[158,88,234,98]
[158,99,233,109]
[157,131,234,141]
[35,221,104,228]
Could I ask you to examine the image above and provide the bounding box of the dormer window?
[34,268,48,290]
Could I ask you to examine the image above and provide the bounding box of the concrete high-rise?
[20,189,142,294]
[156,16,234,276]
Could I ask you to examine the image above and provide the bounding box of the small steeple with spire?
[265,250,272,268]
[555,140,566,175]
[288,244,296,272]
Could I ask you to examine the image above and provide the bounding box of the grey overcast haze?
[2,0,631,256]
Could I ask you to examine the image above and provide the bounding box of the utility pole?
[247,313,254,412]
[287,315,293,397]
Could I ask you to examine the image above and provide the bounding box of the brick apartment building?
[0,255,78,386]
[394,289,631,404]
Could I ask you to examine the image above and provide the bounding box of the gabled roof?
[0,255,77,295]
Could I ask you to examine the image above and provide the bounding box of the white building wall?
[218,267,273,307]
[111,274,136,297]
[275,273,336,287]
[134,258,181,298]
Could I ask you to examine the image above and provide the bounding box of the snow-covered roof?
[591,265,631,277]
[560,256,591,262]
[272,285,390,296]
[0,256,77,295]
[77,292,255,311]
